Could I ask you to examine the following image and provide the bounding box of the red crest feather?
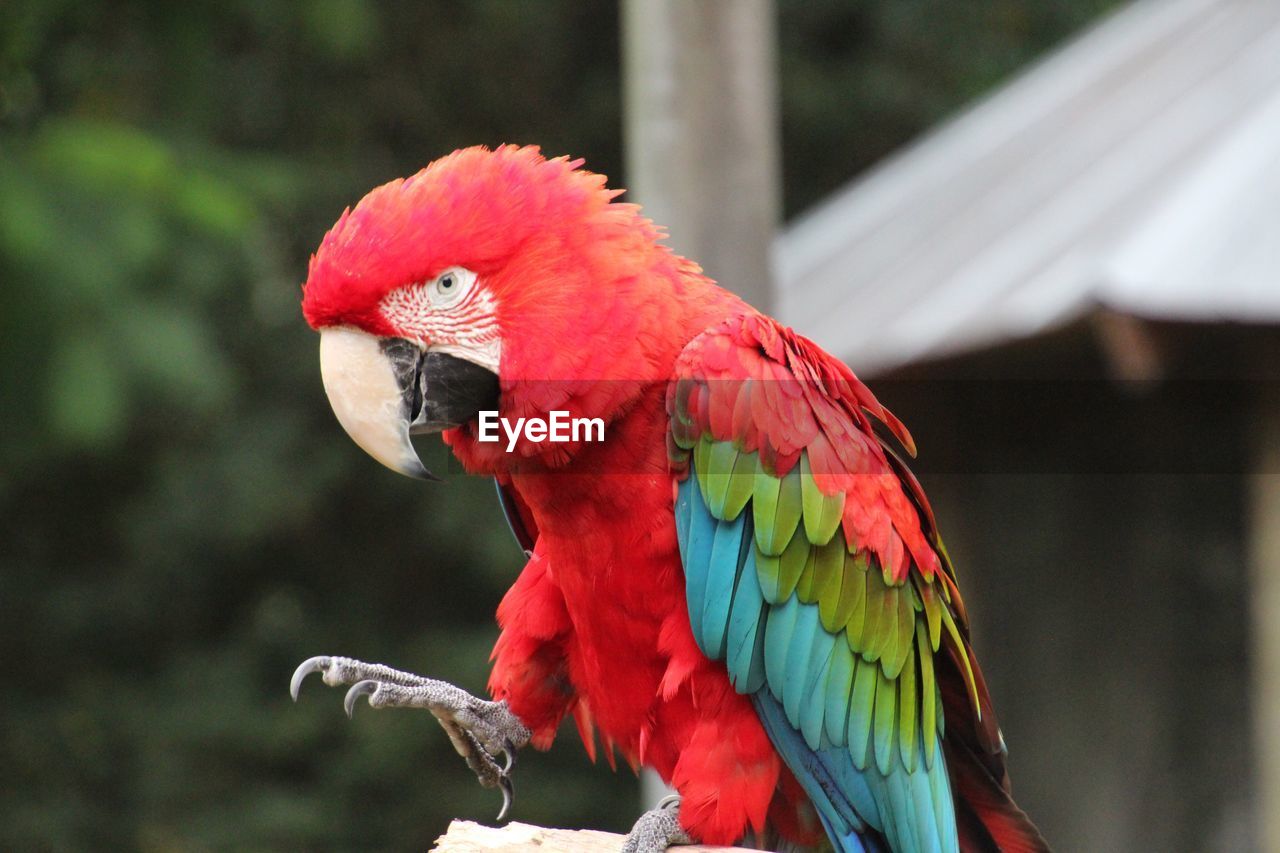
[301,145,614,331]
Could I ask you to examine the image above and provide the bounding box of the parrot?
[290,145,1049,853]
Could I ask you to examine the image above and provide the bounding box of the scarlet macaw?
[291,146,1048,852]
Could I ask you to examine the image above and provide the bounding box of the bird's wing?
[668,313,1047,853]
[496,475,538,555]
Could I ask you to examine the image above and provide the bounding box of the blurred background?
[5,0,1278,850]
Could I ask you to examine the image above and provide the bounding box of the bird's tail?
[937,641,1051,852]
[944,736,1049,852]
[813,809,888,853]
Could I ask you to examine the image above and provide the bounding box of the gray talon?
[289,655,530,821]
[497,773,514,822]
[344,680,378,717]
[501,738,516,774]
[290,655,330,701]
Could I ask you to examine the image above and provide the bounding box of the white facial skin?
[378,267,501,373]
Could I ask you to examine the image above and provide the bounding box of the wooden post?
[1252,381,1280,850]
[621,0,782,809]
[621,0,780,312]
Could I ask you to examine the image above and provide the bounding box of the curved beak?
[318,327,499,480]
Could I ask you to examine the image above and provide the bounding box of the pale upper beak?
[318,326,499,479]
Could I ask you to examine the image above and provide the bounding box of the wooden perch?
[431,820,759,852]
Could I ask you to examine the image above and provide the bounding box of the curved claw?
[500,738,517,774]
[655,793,682,812]
[496,772,514,823]
[290,656,331,701]
[344,680,378,718]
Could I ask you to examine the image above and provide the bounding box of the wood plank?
[431,820,759,853]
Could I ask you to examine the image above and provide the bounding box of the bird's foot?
[622,795,692,853]
[290,655,530,820]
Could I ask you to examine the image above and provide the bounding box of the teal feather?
[824,728,883,830]
[765,595,800,694]
[909,761,944,853]
[888,769,919,853]
[754,686,959,853]
[681,478,718,648]
[783,601,822,725]
[823,642,855,748]
[725,540,768,693]
[753,693,872,836]
[800,628,837,750]
[875,777,899,849]
[928,738,957,852]
[874,666,897,776]
[698,511,748,658]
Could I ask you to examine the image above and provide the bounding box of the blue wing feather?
[825,643,856,748]
[782,601,822,724]
[681,478,719,648]
[725,546,768,693]
[764,595,800,692]
[801,634,837,751]
[677,460,959,852]
[699,512,748,658]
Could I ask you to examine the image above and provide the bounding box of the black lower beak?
[411,351,501,434]
[380,340,500,435]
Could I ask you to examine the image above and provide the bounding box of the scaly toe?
[622,795,691,853]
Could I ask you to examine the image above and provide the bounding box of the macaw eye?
[428,267,474,308]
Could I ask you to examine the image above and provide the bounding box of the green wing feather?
[689,441,949,775]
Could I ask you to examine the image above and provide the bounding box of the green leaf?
[114,301,233,412]
[46,331,128,448]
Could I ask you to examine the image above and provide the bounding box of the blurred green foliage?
[0,0,1114,848]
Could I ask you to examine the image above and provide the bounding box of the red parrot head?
[302,145,698,479]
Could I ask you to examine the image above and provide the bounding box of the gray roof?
[775,0,1280,375]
